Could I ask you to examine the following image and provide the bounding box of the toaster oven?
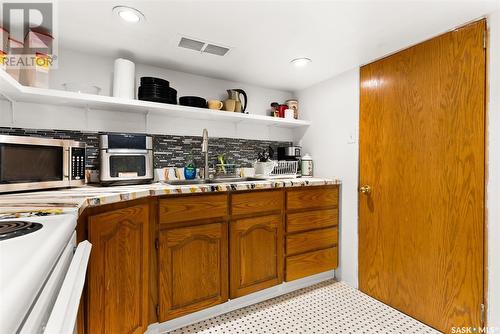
[99,134,153,185]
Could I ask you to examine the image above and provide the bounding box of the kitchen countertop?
[0,178,340,219]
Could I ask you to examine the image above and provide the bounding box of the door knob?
[359,185,372,195]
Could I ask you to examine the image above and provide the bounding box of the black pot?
[140,77,169,87]
[179,96,207,108]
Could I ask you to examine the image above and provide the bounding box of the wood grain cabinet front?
[87,204,150,334]
[285,186,340,282]
[230,214,284,298]
[158,222,228,321]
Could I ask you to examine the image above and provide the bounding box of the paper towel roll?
[112,58,135,99]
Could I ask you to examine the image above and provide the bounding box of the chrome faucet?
[201,128,209,179]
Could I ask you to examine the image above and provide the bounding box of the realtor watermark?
[451,327,499,333]
[1,1,58,68]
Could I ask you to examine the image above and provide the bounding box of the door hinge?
[156,304,160,318]
[483,31,487,49]
[155,238,159,249]
[481,303,485,326]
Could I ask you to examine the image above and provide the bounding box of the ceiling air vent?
[203,44,230,56]
[178,37,205,52]
[178,36,230,56]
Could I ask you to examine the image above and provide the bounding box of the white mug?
[284,108,295,119]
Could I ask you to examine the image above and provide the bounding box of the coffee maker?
[277,145,302,176]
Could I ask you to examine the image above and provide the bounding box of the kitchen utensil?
[254,160,277,176]
[278,145,302,176]
[285,109,295,119]
[208,100,224,110]
[112,58,135,99]
[285,99,299,119]
[62,83,102,95]
[223,99,236,112]
[226,89,248,113]
[179,96,207,108]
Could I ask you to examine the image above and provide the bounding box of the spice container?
[301,153,313,177]
[286,99,299,119]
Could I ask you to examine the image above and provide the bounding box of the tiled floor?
[169,280,440,334]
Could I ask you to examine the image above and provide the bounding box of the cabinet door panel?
[88,204,149,334]
[159,222,228,321]
[230,214,283,298]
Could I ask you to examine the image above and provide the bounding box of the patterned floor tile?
[168,280,440,334]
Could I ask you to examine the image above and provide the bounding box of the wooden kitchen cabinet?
[157,193,229,321]
[229,190,284,298]
[285,185,339,281]
[158,221,228,321]
[79,186,338,329]
[230,214,284,298]
[87,203,150,334]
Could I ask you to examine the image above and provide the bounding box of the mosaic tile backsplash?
[0,127,291,170]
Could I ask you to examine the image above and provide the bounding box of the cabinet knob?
[359,185,372,195]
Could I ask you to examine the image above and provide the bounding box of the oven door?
[19,233,91,334]
[0,136,70,192]
[100,150,153,183]
[44,238,91,334]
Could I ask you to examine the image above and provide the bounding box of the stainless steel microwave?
[0,135,86,193]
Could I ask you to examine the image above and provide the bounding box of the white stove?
[0,214,91,334]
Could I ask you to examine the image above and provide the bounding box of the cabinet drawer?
[286,227,338,256]
[231,190,283,216]
[286,187,338,211]
[286,208,338,233]
[286,247,338,281]
[159,194,228,224]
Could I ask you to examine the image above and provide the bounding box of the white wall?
[0,48,294,141]
[294,68,360,287]
[487,10,500,330]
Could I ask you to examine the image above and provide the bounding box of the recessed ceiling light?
[291,57,312,67]
[113,6,145,23]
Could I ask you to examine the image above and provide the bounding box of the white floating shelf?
[0,70,310,129]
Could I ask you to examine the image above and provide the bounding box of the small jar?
[301,153,313,177]
[286,99,299,119]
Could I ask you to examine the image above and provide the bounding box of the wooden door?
[88,204,150,334]
[230,214,283,298]
[359,20,485,332]
[158,222,228,321]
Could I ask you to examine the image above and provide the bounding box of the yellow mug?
[208,100,224,110]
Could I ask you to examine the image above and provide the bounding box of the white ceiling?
[57,0,500,91]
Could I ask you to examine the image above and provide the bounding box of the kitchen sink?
[164,177,263,186]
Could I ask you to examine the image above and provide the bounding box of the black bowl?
[140,77,169,87]
[179,96,207,108]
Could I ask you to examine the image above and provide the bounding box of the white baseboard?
[146,270,335,334]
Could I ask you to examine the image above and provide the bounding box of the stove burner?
[0,221,43,241]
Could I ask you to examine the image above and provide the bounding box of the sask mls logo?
[1,1,58,68]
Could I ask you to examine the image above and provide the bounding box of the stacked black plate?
[179,96,207,108]
[138,77,177,104]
